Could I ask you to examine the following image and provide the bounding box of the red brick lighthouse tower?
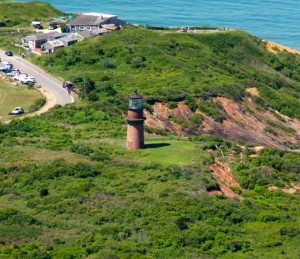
[126,90,145,150]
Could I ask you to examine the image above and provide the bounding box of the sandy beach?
[263,40,300,55]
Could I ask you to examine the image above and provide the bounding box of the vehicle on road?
[20,76,36,85]
[0,66,11,73]
[13,73,28,81]
[0,62,13,72]
[9,107,24,115]
[5,51,13,56]
[6,69,20,77]
[63,81,78,93]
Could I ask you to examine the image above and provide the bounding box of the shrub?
[264,126,278,135]
[40,188,49,197]
[167,101,177,109]
[184,96,197,112]
[198,100,226,122]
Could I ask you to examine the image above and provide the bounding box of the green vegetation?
[0,80,43,122]
[0,123,299,258]
[0,2,65,27]
[0,3,299,258]
[26,25,300,122]
[198,99,226,122]
[0,2,66,52]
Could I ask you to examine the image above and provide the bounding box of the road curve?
[0,50,74,106]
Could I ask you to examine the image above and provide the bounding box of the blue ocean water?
[21,0,300,50]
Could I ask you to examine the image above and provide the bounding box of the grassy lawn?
[132,138,208,166]
[0,79,42,122]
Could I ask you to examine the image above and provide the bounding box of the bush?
[40,188,49,197]
[167,101,177,109]
[198,100,226,122]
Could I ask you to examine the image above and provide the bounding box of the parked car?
[48,22,58,30]
[0,67,11,73]
[5,51,13,56]
[13,73,28,81]
[0,62,13,72]
[35,24,44,29]
[20,76,36,85]
[6,69,20,77]
[9,107,24,115]
[0,61,13,69]
[63,80,78,93]
[32,21,41,27]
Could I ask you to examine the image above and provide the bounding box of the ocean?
[20,0,300,50]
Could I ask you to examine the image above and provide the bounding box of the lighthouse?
[126,90,145,150]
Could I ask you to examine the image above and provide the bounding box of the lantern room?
[128,90,143,110]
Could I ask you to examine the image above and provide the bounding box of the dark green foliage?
[167,101,177,109]
[0,21,300,258]
[40,188,49,197]
[280,226,300,237]
[198,100,226,122]
[145,126,168,136]
[264,126,278,135]
[0,2,65,27]
[234,148,300,189]
[184,95,198,112]
[169,115,188,128]
[27,25,300,121]
[267,120,296,135]
[189,113,204,126]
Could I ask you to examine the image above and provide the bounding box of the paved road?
[0,50,74,106]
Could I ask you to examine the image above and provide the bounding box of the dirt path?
[29,87,56,116]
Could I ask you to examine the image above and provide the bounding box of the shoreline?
[263,40,300,55]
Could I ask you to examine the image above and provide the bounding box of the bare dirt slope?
[209,161,243,200]
[145,91,300,149]
[264,40,300,55]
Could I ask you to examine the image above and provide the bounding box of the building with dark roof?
[41,40,64,53]
[22,32,64,49]
[66,14,125,32]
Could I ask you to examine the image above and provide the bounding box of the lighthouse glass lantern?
[126,90,145,150]
[128,91,143,110]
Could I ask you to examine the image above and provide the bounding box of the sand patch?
[264,40,300,55]
[246,87,260,97]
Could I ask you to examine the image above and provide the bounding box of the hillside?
[0,8,300,258]
[0,1,67,50]
[0,2,65,27]
[30,25,300,148]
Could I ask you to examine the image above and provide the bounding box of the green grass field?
[0,79,43,122]
[137,138,202,166]
[102,136,211,167]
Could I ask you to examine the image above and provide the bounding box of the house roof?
[43,40,64,49]
[91,28,109,35]
[67,15,107,26]
[47,31,64,38]
[60,34,82,43]
[75,31,95,39]
[24,32,64,41]
[24,33,48,41]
